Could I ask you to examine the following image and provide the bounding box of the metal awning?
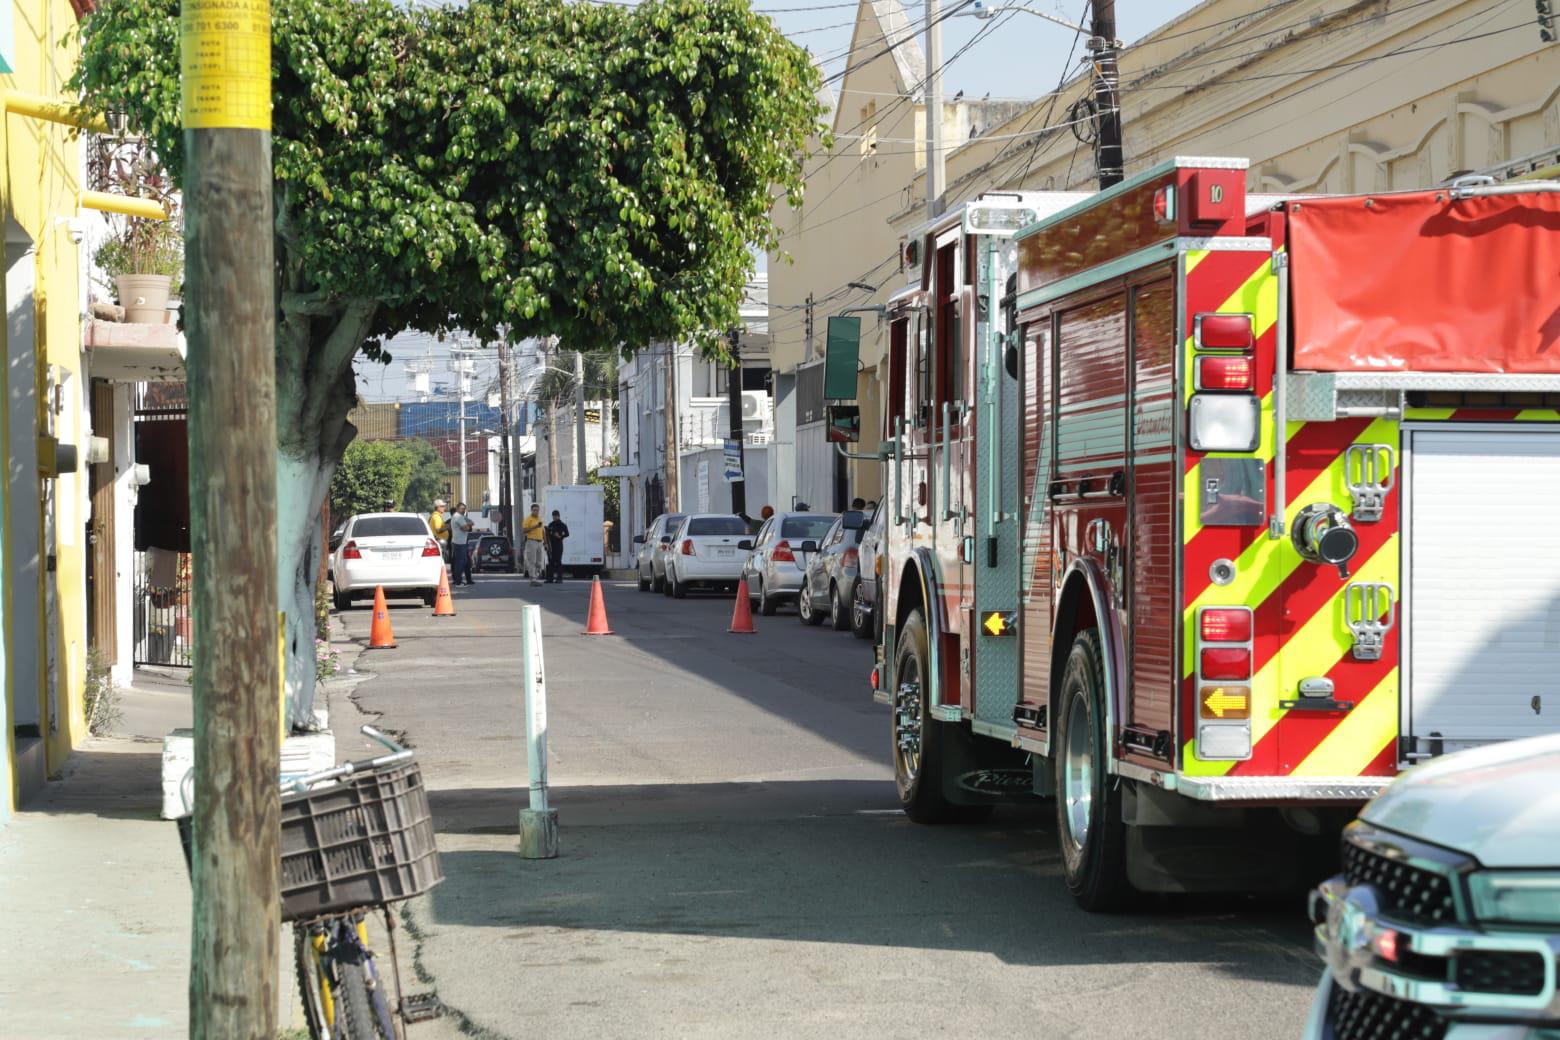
[84,319,185,382]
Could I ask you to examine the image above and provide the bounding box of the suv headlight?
[1468,871,1560,927]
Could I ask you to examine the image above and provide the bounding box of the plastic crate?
[176,761,442,922]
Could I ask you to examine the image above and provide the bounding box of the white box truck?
[540,484,604,575]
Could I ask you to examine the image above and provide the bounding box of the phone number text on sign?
[181,0,271,130]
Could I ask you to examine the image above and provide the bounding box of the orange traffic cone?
[432,567,457,617]
[367,586,397,649]
[584,576,614,636]
[729,578,757,634]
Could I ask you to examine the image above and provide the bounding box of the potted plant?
[90,136,183,323]
[95,215,182,323]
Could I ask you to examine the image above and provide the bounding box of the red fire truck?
[866,157,1560,909]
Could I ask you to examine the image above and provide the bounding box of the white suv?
[1307,734,1560,1039]
[662,514,751,598]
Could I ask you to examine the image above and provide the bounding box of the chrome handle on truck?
[1345,444,1394,522]
[1344,582,1395,661]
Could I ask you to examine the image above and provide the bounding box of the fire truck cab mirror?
[1292,504,1359,578]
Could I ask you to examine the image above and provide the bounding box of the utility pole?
[725,328,747,517]
[498,339,515,534]
[804,292,815,359]
[182,0,279,1034]
[574,349,587,483]
[925,0,945,217]
[456,355,469,505]
[1090,0,1123,189]
[663,343,679,511]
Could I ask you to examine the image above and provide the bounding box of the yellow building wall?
[3,0,89,787]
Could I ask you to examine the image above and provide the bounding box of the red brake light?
[1200,647,1252,680]
[843,547,859,568]
[1196,355,1255,392]
[1199,608,1252,643]
[1152,184,1176,225]
[1195,313,1255,352]
[341,540,361,560]
[421,538,441,557]
[681,539,695,556]
[772,540,795,562]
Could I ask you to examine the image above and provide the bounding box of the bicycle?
[179,725,443,1039]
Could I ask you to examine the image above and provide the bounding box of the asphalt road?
[338,573,1323,1040]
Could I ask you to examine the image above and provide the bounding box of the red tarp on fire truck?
[1287,189,1560,373]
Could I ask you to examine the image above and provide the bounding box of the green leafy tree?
[398,439,448,514]
[328,440,415,518]
[74,0,823,723]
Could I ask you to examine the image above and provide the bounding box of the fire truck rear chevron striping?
[869,156,1560,910]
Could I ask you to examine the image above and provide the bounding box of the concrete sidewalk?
[0,645,456,1039]
[0,674,194,1037]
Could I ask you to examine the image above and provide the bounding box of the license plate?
[716,548,734,557]
[381,551,408,561]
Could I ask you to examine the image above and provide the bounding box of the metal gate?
[133,383,192,667]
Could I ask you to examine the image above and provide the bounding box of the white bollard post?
[518,603,559,858]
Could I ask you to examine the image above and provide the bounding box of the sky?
[360,1,1205,402]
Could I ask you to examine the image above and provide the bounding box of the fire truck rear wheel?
[1054,628,1133,911]
[893,610,979,824]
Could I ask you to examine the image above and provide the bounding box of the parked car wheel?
[652,570,666,594]
[757,579,777,616]
[829,582,851,631]
[851,583,871,639]
[1055,628,1133,911]
[638,570,651,592]
[422,588,437,607]
[332,580,350,612]
[671,569,688,599]
[798,583,823,625]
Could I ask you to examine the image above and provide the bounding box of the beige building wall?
[770,0,1556,506]
[896,0,1558,227]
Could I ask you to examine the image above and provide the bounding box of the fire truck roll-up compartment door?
[1404,427,1560,760]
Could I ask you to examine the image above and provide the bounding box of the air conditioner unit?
[741,391,771,421]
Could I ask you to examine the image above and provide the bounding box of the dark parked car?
[852,503,885,640]
[473,533,516,573]
[798,509,867,630]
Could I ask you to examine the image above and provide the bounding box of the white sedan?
[663,514,751,598]
[329,512,445,609]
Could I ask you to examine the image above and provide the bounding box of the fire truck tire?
[893,610,984,824]
[1054,628,1133,911]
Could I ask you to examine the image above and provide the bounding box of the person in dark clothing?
[545,510,570,584]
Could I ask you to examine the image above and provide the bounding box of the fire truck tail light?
[1188,394,1260,453]
[1195,313,1255,352]
[1195,355,1255,392]
[1199,685,1251,720]
[1199,608,1252,643]
[1200,647,1251,680]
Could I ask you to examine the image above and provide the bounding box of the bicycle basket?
[176,760,443,922]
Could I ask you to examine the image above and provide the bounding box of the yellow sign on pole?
[180,0,272,130]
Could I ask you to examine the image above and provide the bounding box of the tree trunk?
[277,449,336,729]
[274,274,376,728]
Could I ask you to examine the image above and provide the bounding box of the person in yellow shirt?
[520,503,547,586]
[429,499,450,561]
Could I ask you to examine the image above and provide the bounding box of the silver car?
[634,513,685,593]
[739,512,836,616]
[1306,733,1560,1039]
